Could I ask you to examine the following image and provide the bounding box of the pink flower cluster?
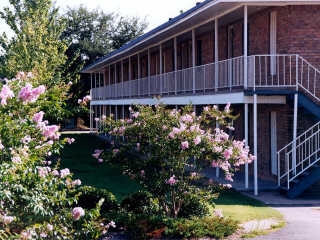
[78,95,91,106]
[92,149,103,159]
[15,71,33,80]
[166,175,177,186]
[18,83,45,104]
[65,137,75,145]
[37,166,51,178]
[32,111,60,140]
[72,207,85,221]
[0,214,14,225]
[0,85,14,106]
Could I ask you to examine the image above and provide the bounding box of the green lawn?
[61,133,282,224]
[215,190,283,223]
[60,133,141,200]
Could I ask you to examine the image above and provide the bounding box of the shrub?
[120,191,161,215]
[178,192,211,218]
[78,186,119,214]
[164,216,238,239]
[97,104,255,218]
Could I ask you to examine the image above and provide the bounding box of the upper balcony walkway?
[91,54,320,104]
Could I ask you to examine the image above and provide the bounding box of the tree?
[61,6,147,122]
[0,0,70,122]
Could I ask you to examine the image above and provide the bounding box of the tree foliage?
[61,6,147,119]
[0,0,70,122]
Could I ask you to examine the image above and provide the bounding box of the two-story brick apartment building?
[82,0,320,197]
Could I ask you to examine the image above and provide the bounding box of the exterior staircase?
[276,56,320,198]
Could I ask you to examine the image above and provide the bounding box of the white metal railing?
[91,54,320,104]
[277,121,320,189]
[91,56,244,100]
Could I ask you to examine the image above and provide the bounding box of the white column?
[245,103,249,189]
[192,29,196,93]
[174,37,178,95]
[138,53,141,96]
[292,93,298,175]
[98,72,101,99]
[159,44,163,94]
[121,60,124,98]
[244,5,248,89]
[215,19,219,92]
[108,65,111,99]
[129,57,132,97]
[90,73,93,132]
[253,94,258,195]
[122,105,125,119]
[148,48,151,96]
[114,63,117,98]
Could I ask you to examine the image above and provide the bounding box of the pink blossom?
[190,172,197,177]
[223,148,233,160]
[51,170,59,176]
[0,140,4,150]
[20,230,32,240]
[224,102,231,113]
[32,111,45,126]
[60,168,70,178]
[203,106,209,112]
[181,141,189,150]
[78,99,82,104]
[168,132,175,139]
[37,167,51,178]
[18,83,45,103]
[180,114,193,123]
[98,158,104,163]
[140,170,145,176]
[214,209,224,218]
[21,135,32,144]
[83,95,91,102]
[72,207,85,221]
[12,156,22,164]
[132,112,139,118]
[166,175,177,186]
[211,161,219,168]
[66,137,75,144]
[136,143,140,151]
[72,179,82,186]
[94,118,99,122]
[42,125,60,140]
[0,85,14,106]
[1,215,14,225]
[47,224,53,231]
[193,136,201,145]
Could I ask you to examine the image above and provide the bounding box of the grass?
[60,133,141,201]
[60,133,283,227]
[215,190,283,223]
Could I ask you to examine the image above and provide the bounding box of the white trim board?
[90,93,286,106]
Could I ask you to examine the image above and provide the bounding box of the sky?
[0,0,200,37]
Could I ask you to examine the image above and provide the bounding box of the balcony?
[91,54,320,103]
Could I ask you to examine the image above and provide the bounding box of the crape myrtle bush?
[0,73,114,239]
[95,104,255,220]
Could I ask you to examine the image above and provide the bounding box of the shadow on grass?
[60,133,141,201]
[215,190,283,223]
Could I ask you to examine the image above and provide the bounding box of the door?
[270,111,278,175]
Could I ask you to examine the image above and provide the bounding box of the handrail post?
[277,152,280,186]
[296,55,299,90]
[287,154,290,190]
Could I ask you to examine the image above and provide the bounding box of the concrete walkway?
[244,191,320,240]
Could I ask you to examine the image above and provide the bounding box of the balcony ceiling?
[83,0,320,73]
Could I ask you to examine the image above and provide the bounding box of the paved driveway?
[250,206,320,240]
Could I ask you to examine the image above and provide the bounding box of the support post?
[244,5,248,89]
[115,105,118,121]
[293,93,298,175]
[215,19,219,92]
[114,63,117,98]
[121,60,124,98]
[108,65,111,99]
[159,44,163,95]
[90,73,93,132]
[245,103,249,189]
[148,48,151,96]
[174,37,178,95]
[138,53,141,96]
[192,29,196,93]
[129,57,132,97]
[253,94,258,195]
